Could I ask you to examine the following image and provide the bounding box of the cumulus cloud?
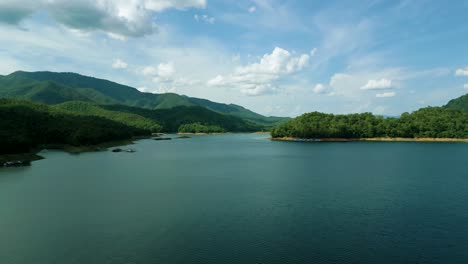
[141,61,200,93]
[112,59,128,69]
[361,78,393,90]
[0,0,206,37]
[207,47,310,96]
[194,14,215,24]
[248,6,256,13]
[455,67,468,76]
[143,62,175,79]
[240,84,277,96]
[376,92,396,98]
[464,84,468,90]
[313,83,326,94]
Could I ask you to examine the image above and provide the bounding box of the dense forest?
[54,101,163,132]
[0,99,150,154]
[271,107,468,139]
[53,101,261,133]
[98,104,262,132]
[178,123,226,133]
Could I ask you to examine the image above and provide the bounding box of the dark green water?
[1,134,468,264]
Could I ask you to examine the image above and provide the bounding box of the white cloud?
[112,59,128,69]
[313,83,326,94]
[143,0,206,12]
[143,62,175,79]
[207,47,310,96]
[107,33,128,41]
[137,86,150,93]
[194,14,215,24]
[241,84,276,96]
[329,73,352,87]
[142,66,158,76]
[310,48,318,56]
[376,92,396,98]
[464,84,468,90]
[157,62,175,79]
[0,0,207,37]
[361,78,393,90]
[248,6,256,13]
[326,70,401,99]
[207,75,225,86]
[236,47,309,76]
[455,67,468,76]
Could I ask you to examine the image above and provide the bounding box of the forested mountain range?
[0,71,287,125]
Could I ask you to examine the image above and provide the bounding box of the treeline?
[0,99,150,154]
[178,123,226,133]
[271,107,468,139]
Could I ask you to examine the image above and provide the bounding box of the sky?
[0,0,467,117]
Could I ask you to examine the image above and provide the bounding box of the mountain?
[0,71,288,125]
[445,93,468,112]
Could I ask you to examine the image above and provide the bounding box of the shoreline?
[0,137,147,168]
[270,137,468,143]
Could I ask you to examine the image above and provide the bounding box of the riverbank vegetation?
[178,123,226,133]
[271,107,468,139]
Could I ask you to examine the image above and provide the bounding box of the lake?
[1,134,468,264]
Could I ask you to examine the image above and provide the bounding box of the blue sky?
[0,0,467,116]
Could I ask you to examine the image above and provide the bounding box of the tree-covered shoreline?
[271,107,468,140]
[0,99,262,156]
[0,99,150,155]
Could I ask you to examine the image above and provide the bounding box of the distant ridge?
[445,93,468,112]
[0,71,288,125]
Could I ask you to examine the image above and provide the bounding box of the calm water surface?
[1,134,468,264]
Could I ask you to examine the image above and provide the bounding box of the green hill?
[0,99,150,155]
[0,71,288,125]
[445,93,468,112]
[99,104,261,132]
